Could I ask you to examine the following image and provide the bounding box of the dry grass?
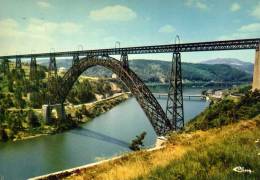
[57,116,260,180]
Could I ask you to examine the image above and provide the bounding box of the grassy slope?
[185,90,260,132]
[61,117,260,180]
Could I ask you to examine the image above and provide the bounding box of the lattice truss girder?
[1,38,259,59]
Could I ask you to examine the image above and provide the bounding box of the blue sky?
[0,0,260,62]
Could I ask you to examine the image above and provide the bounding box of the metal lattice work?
[56,56,172,136]
[166,52,184,131]
[2,38,259,59]
[120,52,129,69]
[16,57,22,69]
[72,54,79,66]
[30,57,37,80]
[2,59,9,74]
[48,55,57,77]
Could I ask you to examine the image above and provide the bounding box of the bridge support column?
[30,57,37,80]
[166,52,184,131]
[120,52,129,69]
[253,46,260,91]
[42,104,66,123]
[42,105,52,124]
[72,54,79,66]
[2,59,9,74]
[48,55,57,77]
[15,57,22,70]
[55,103,66,121]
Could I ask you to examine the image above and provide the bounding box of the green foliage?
[91,79,113,96]
[0,94,14,109]
[55,114,79,132]
[67,79,96,104]
[186,90,260,131]
[129,132,147,151]
[27,110,40,128]
[0,128,8,142]
[29,91,44,108]
[7,112,24,133]
[37,66,46,80]
[14,86,26,108]
[136,127,260,180]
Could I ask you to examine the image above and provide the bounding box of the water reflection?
[70,128,130,148]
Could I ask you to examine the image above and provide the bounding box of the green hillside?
[129,60,252,82]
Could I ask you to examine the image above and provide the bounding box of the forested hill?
[39,59,252,83]
[129,59,252,82]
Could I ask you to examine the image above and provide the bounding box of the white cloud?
[0,18,82,55]
[230,3,240,12]
[0,19,20,37]
[218,23,260,40]
[251,2,260,19]
[185,0,208,10]
[89,5,137,21]
[158,25,175,33]
[238,23,260,32]
[26,19,81,35]
[37,1,51,8]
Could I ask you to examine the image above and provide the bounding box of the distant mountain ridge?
[38,58,252,83]
[201,58,254,74]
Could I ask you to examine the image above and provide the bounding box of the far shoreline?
[2,93,131,143]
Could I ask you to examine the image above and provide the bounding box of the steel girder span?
[58,56,172,136]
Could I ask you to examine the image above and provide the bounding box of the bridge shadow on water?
[69,127,130,149]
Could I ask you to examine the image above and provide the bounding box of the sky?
[0,0,260,63]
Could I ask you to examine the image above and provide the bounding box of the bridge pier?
[42,104,66,124]
[72,54,79,66]
[166,52,184,131]
[48,55,57,77]
[120,52,129,69]
[30,57,37,80]
[15,57,22,70]
[253,46,260,91]
[1,59,9,74]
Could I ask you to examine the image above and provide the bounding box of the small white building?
[112,73,118,79]
[212,90,223,99]
[58,67,67,74]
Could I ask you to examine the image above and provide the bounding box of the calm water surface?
[0,88,209,180]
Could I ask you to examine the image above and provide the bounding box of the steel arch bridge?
[57,56,172,136]
[1,38,260,136]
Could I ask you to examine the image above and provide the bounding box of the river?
[0,88,210,180]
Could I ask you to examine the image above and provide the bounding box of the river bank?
[2,93,131,142]
[29,137,166,180]
[30,117,260,180]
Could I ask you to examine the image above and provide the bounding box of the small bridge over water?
[153,93,206,101]
[0,38,259,136]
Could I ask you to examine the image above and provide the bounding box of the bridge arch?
[59,56,172,135]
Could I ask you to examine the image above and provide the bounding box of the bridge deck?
[153,93,205,97]
[0,38,259,59]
